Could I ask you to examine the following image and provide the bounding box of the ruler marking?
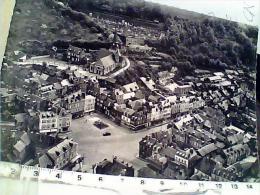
[0,162,259,193]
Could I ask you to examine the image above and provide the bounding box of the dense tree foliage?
[69,0,168,22]
[146,17,257,73]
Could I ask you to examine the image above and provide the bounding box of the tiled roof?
[195,158,216,176]
[212,168,237,181]
[96,54,115,68]
[124,108,136,116]
[95,49,112,59]
[20,133,31,146]
[14,140,26,153]
[122,82,139,93]
[161,147,177,159]
[197,143,217,157]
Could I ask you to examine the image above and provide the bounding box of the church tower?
[110,29,122,63]
[111,29,121,50]
[113,47,121,63]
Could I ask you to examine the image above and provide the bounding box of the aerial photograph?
[0,0,259,182]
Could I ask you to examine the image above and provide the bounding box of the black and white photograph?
[1,0,259,185]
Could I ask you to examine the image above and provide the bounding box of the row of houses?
[85,77,206,130]
[38,110,72,134]
[60,91,95,119]
[139,131,253,180]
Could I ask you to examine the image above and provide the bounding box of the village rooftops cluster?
[136,68,256,181]
[90,13,163,46]
[139,111,255,181]
[1,7,257,180]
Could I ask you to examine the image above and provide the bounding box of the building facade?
[39,111,58,134]
[84,95,96,113]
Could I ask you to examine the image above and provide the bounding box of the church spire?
[112,28,120,49]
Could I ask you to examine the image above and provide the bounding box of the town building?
[121,108,147,130]
[39,139,79,169]
[89,49,122,76]
[211,168,238,181]
[93,157,134,177]
[84,95,96,113]
[223,143,251,166]
[139,135,157,159]
[175,84,192,95]
[65,45,89,64]
[38,111,58,134]
[13,132,31,163]
[57,109,72,132]
[61,92,86,119]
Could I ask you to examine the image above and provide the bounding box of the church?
[89,32,123,76]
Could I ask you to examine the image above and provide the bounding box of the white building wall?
[84,95,96,113]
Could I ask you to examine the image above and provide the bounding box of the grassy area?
[5,0,98,56]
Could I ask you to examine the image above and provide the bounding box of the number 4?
[246,184,253,189]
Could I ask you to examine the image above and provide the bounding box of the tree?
[199,42,209,54]
[193,53,206,66]
[177,61,194,76]
[206,28,215,42]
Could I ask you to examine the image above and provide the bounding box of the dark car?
[103,132,111,136]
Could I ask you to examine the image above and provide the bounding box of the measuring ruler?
[0,161,259,195]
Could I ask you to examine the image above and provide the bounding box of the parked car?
[103,132,111,136]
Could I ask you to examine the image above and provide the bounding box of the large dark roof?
[195,158,216,176]
[95,49,112,59]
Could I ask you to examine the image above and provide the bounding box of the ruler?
[0,161,259,195]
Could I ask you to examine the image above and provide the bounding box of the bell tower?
[114,47,121,63]
[111,27,122,47]
[110,29,121,63]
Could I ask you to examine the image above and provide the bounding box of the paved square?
[71,113,169,172]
